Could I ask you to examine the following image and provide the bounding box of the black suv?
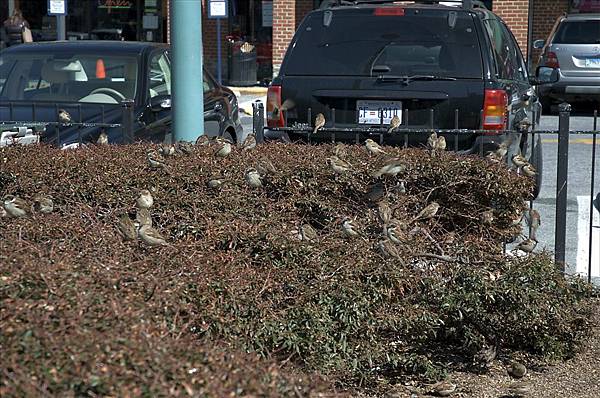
[266,0,556,188]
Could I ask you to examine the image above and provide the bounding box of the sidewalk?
[229,85,267,116]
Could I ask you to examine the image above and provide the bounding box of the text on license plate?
[357,100,402,125]
[585,58,600,67]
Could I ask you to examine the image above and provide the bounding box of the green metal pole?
[171,0,204,141]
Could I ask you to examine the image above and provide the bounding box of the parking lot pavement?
[241,109,600,283]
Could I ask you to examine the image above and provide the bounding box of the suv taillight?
[266,85,284,128]
[545,51,560,69]
[482,89,508,132]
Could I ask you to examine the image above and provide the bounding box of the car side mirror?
[531,66,559,85]
[533,39,545,49]
[149,95,171,112]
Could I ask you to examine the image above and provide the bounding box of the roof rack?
[319,0,488,10]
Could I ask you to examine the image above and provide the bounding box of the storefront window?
[570,0,600,13]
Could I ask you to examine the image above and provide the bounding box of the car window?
[0,52,138,103]
[148,52,171,98]
[484,19,527,82]
[553,20,600,44]
[284,8,483,78]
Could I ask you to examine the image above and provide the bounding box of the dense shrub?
[0,143,594,395]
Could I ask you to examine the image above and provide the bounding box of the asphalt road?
[240,105,600,284]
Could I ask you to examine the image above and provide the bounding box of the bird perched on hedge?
[299,223,318,243]
[33,195,53,214]
[97,131,109,145]
[388,115,401,134]
[426,380,456,397]
[313,113,326,135]
[118,214,138,241]
[136,189,154,209]
[434,135,447,151]
[136,208,152,227]
[138,224,168,246]
[146,149,167,170]
[241,133,257,150]
[525,209,541,239]
[341,217,360,238]
[58,108,72,125]
[428,132,438,149]
[365,139,387,156]
[328,156,352,174]
[245,168,263,188]
[384,222,404,244]
[377,239,402,259]
[508,361,527,379]
[377,200,393,224]
[3,195,30,218]
[413,202,440,221]
[511,153,528,168]
[159,143,175,157]
[515,238,537,253]
[521,163,537,177]
[207,175,226,190]
[371,158,405,178]
[215,139,232,158]
[256,158,277,176]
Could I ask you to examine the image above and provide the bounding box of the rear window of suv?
[283,7,483,78]
[553,20,600,44]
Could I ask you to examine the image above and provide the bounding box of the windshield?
[554,20,600,44]
[0,52,138,103]
[284,8,483,78]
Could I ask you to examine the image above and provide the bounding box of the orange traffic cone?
[96,59,106,79]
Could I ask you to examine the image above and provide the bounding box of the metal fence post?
[121,99,135,144]
[253,101,265,144]
[554,102,571,270]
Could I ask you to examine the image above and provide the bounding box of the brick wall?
[295,0,314,29]
[493,0,530,56]
[272,0,296,76]
[530,0,569,65]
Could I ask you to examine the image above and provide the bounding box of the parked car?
[0,41,242,146]
[266,0,558,196]
[534,13,600,112]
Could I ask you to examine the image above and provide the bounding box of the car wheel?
[530,134,543,200]
[221,129,235,143]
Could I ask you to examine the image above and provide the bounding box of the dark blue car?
[0,41,242,146]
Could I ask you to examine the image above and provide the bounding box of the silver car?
[534,13,600,111]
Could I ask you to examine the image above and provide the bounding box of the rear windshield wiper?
[376,74,457,84]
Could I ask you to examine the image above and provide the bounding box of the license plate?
[585,58,600,67]
[357,100,402,125]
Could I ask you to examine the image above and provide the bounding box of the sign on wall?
[48,0,67,15]
[262,1,273,27]
[208,0,228,19]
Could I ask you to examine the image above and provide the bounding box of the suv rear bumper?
[538,76,600,102]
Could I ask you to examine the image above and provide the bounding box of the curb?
[228,86,268,95]
[239,96,266,116]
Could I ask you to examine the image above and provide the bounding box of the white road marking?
[576,195,600,280]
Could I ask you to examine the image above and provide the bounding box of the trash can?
[229,41,257,86]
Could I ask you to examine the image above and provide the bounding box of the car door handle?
[214,103,223,112]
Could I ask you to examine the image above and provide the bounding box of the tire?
[530,134,543,200]
[221,129,235,143]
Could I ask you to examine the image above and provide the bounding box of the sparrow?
[515,238,537,253]
[328,156,352,174]
[256,159,277,176]
[493,140,511,159]
[427,132,438,149]
[364,182,385,203]
[486,151,503,163]
[593,193,600,212]
[333,143,347,157]
[195,135,212,146]
[341,217,360,238]
[378,239,401,259]
[3,195,30,218]
[215,140,232,158]
[58,108,72,124]
[365,139,387,156]
[387,115,401,134]
[508,361,527,379]
[245,168,263,188]
[377,200,393,224]
[507,381,530,397]
[511,153,528,168]
[480,209,494,225]
[272,98,295,118]
[300,223,318,243]
[138,224,168,246]
[207,175,226,189]
[426,381,457,397]
[435,136,447,151]
[371,158,405,178]
[393,181,406,194]
[474,344,497,368]
[117,214,138,241]
[136,189,154,209]
[313,113,325,134]
[521,163,537,177]
[159,143,175,157]
[414,202,440,221]
[525,209,541,237]
[241,133,257,150]
[97,131,109,145]
[176,141,194,155]
[33,195,54,214]
[384,222,404,244]
[147,149,167,170]
[136,208,152,227]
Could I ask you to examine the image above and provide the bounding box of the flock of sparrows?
[2,194,54,218]
[117,189,169,246]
